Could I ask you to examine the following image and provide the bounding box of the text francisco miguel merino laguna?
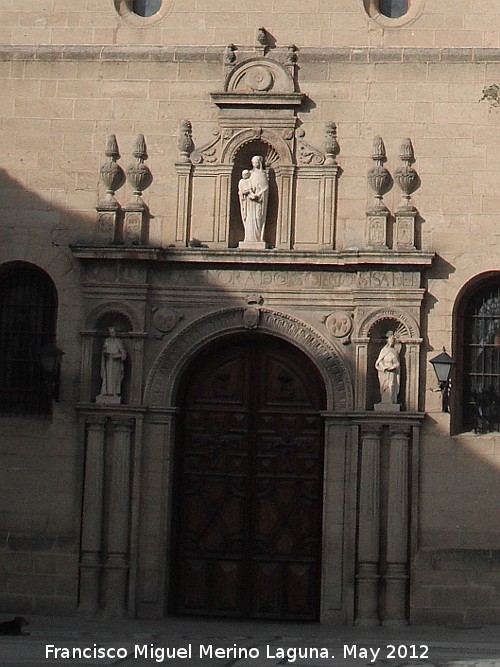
[45,643,430,663]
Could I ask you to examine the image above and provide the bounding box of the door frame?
[142,308,355,622]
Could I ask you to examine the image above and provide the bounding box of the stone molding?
[71,245,435,267]
[3,45,500,64]
[144,307,354,411]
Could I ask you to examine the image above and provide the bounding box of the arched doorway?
[171,333,327,620]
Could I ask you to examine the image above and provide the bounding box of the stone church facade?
[0,0,499,625]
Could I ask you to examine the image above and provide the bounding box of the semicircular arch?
[144,308,353,411]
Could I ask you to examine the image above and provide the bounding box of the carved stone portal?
[174,42,341,250]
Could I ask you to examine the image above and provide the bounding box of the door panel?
[173,335,326,619]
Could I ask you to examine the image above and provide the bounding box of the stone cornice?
[71,245,435,268]
[1,45,500,64]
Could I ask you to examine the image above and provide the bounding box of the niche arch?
[355,308,421,412]
[229,139,280,248]
[81,302,140,404]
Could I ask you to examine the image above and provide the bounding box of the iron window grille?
[0,265,57,416]
[462,283,500,433]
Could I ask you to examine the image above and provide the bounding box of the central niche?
[229,140,279,249]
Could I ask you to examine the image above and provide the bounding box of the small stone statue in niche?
[238,155,269,248]
[96,327,127,404]
[374,330,401,411]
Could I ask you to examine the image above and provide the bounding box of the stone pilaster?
[353,338,370,410]
[104,419,133,617]
[78,416,106,615]
[384,425,411,625]
[405,339,423,412]
[175,162,193,245]
[215,166,233,245]
[355,425,381,625]
[276,164,296,249]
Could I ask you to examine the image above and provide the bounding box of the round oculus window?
[379,0,409,18]
[133,0,162,17]
[363,0,424,27]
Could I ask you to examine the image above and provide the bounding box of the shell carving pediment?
[225,58,296,95]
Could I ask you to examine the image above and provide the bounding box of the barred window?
[458,280,500,434]
[0,264,57,416]
[379,0,409,18]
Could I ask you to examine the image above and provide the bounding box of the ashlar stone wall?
[0,2,499,621]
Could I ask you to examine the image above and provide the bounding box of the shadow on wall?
[0,168,499,626]
[0,167,92,615]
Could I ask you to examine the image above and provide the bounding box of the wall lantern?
[40,343,64,400]
[429,348,454,413]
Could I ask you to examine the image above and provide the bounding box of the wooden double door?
[172,335,326,620]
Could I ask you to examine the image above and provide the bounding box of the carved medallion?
[324,311,353,344]
[152,306,183,338]
[246,66,274,92]
[243,306,261,329]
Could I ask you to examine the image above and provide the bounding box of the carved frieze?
[151,268,421,291]
[83,262,146,285]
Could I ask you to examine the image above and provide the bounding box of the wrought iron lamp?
[40,343,64,400]
[429,348,454,413]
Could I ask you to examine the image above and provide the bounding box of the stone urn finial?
[394,138,420,209]
[224,44,236,65]
[126,134,152,201]
[257,27,269,49]
[286,45,298,66]
[324,122,340,165]
[178,120,194,163]
[99,134,125,202]
[367,136,393,208]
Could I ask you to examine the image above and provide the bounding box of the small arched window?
[0,263,57,416]
[453,275,500,434]
[379,0,409,18]
[133,0,162,17]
